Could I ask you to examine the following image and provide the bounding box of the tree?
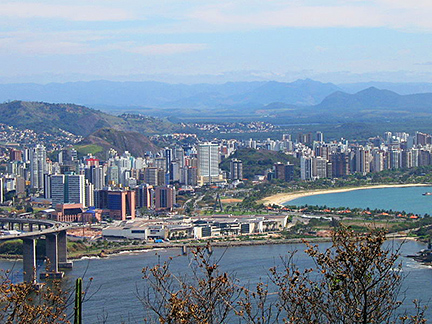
[141,227,426,324]
[140,244,240,324]
[0,277,69,323]
[0,268,94,323]
[269,227,425,324]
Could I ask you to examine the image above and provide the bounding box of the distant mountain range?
[2,80,432,129]
[0,79,341,110]
[313,87,432,114]
[2,79,432,117]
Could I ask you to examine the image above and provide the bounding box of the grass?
[74,144,103,156]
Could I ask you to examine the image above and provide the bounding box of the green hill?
[220,148,298,179]
[0,101,179,137]
[0,100,124,136]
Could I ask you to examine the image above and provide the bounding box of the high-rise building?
[0,178,4,204]
[354,147,370,175]
[30,144,47,189]
[274,162,294,182]
[230,159,243,180]
[331,152,350,177]
[95,189,136,220]
[107,165,119,185]
[313,157,327,179]
[91,166,105,190]
[389,149,401,169]
[174,147,185,168]
[9,149,22,162]
[50,174,65,207]
[169,161,181,183]
[164,148,173,171]
[16,176,25,195]
[136,184,154,209]
[154,157,166,172]
[155,186,176,211]
[300,156,313,180]
[144,167,160,186]
[181,166,198,186]
[197,142,219,183]
[85,181,95,207]
[66,174,85,205]
[49,174,86,207]
[372,151,384,172]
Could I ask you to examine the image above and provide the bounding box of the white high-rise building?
[197,143,219,183]
[372,151,384,172]
[92,166,105,190]
[30,144,47,189]
[85,181,95,207]
[0,178,4,204]
[174,147,185,168]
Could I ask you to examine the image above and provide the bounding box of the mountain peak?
[356,86,399,96]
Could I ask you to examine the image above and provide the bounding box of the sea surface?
[0,240,432,323]
[288,186,432,215]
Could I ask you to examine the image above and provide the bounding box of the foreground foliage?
[0,277,69,323]
[142,227,427,324]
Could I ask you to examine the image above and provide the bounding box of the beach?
[261,183,430,206]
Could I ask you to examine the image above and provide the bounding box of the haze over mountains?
[2,79,432,113]
[1,79,432,121]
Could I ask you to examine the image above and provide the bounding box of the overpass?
[0,217,73,284]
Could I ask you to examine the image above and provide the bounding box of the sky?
[1,0,432,84]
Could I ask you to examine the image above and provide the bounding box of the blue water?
[1,241,431,323]
[288,186,432,215]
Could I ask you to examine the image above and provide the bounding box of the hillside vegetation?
[220,148,298,179]
[76,128,160,158]
[0,101,179,137]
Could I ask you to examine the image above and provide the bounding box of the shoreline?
[261,183,430,206]
[0,238,331,261]
[0,234,417,262]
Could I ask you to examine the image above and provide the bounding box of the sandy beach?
[261,183,430,206]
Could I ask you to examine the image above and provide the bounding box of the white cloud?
[128,43,209,55]
[0,37,95,55]
[0,3,135,21]
[186,1,432,31]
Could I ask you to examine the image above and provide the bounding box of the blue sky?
[1,0,432,83]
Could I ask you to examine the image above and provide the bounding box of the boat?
[422,192,432,196]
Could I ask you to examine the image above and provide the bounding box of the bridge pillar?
[19,223,24,231]
[58,230,72,269]
[8,222,13,230]
[29,223,33,232]
[22,238,36,284]
[40,233,63,279]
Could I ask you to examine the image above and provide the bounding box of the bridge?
[0,217,73,284]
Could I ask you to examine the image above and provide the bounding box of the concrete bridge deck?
[0,217,73,283]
